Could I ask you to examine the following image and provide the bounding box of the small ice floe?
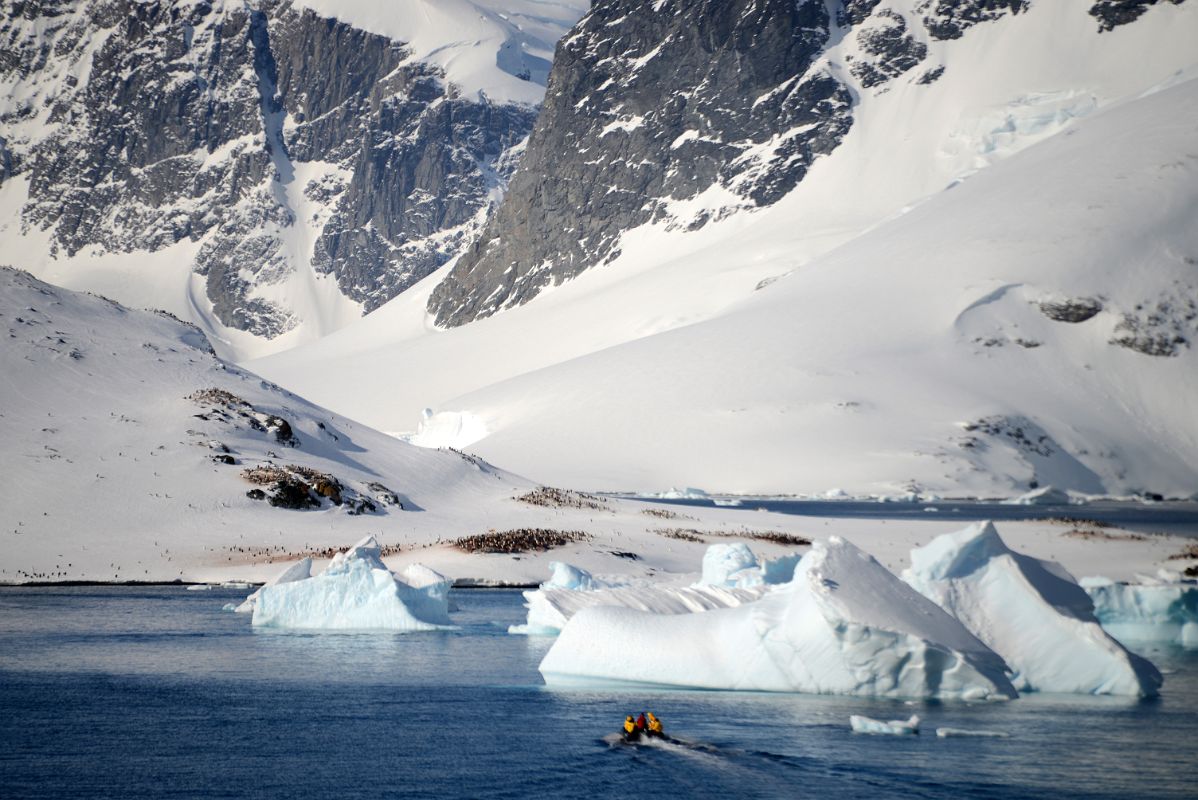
[850,714,920,735]
[936,727,1009,738]
[185,584,213,591]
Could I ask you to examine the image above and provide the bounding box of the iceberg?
[510,546,799,635]
[234,557,313,613]
[1003,486,1074,506]
[1082,572,1198,649]
[902,522,1162,696]
[250,537,452,630]
[509,561,762,635]
[850,714,920,735]
[539,537,1017,699]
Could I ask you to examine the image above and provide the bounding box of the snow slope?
[249,1,1198,498]
[0,266,828,584]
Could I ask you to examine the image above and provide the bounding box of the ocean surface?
[0,587,1194,799]
[627,497,1198,537]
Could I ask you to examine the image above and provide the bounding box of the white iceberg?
[1082,572,1198,649]
[234,557,313,613]
[539,537,1017,699]
[250,537,452,630]
[509,562,762,636]
[850,714,920,735]
[1003,486,1074,506]
[902,522,1162,697]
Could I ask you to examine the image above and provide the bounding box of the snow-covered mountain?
[0,265,846,583]
[251,0,1198,498]
[0,0,587,360]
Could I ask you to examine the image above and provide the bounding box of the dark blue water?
[623,497,1198,536]
[1,588,1195,799]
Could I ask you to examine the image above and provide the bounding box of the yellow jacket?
[647,714,663,733]
[623,717,635,734]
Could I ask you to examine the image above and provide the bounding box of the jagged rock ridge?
[427,0,1182,328]
[0,0,539,338]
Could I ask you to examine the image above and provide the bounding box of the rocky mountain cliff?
[427,0,1186,327]
[0,0,559,342]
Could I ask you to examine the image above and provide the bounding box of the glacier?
[1083,573,1198,649]
[251,537,452,630]
[902,522,1162,697]
[539,537,1018,699]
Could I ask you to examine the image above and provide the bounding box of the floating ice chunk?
[700,542,761,588]
[936,727,1009,738]
[657,486,709,499]
[850,714,920,735]
[1003,486,1074,506]
[234,557,313,613]
[1083,574,1198,649]
[186,584,213,591]
[543,561,603,592]
[540,537,1017,699]
[251,537,451,631]
[903,522,1162,696]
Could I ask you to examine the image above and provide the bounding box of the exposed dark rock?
[917,65,946,84]
[366,481,403,508]
[1039,298,1103,322]
[1089,0,1186,32]
[1,0,538,337]
[919,0,1028,40]
[1109,291,1197,357]
[428,0,852,327]
[851,9,929,88]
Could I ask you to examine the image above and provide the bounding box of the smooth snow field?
[1,589,1195,800]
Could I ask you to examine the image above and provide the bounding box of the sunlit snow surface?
[253,2,1198,498]
[903,523,1162,696]
[540,537,1017,699]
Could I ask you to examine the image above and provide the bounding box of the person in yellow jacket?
[646,712,664,738]
[622,715,639,741]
